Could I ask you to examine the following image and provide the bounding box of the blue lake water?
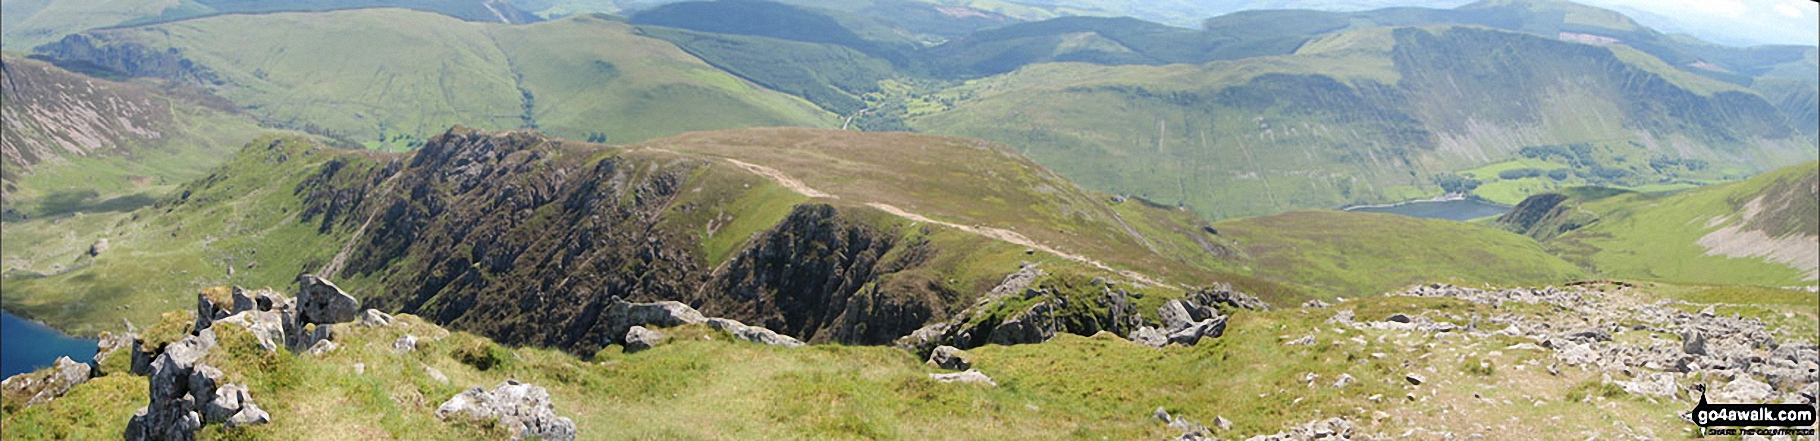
[1344,198,1512,221]
[1,310,98,378]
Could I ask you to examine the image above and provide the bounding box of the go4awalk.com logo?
[1686,385,1817,437]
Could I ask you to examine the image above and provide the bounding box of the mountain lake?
[2,310,98,378]
[1344,198,1512,221]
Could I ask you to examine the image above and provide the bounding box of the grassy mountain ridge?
[2,127,1588,344]
[913,25,1814,219]
[33,9,836,149]
[1499,161,1819,286]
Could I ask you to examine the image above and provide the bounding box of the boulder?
[1386,313,1413,324]
[1405,373,1426,385]
[230,287,258,314]
[2,356,94,407]
[706,318,804,347]
[1188,283,1270,311]
[1166,316,1228,346]
[394,335,418,354]
[358,309,394,328]
[623,326,666,353]
[1128,326,1167,348]
[1286,336,1315,346]
[1244,417,1353,441]
[214,310,287,353]
[194,292,229,332]
[1157,300,1197,331]
[88,238,110,257]
[436,380,577,441]
[602,297,708,346]
[1714,376,1777,403]
[305,340,339,356]
[1616,372,1679,398]
[296,274,361,325]
[1681,329,1707,356]
[225,402,270,428]
[926,346,971,371]
[929,369,996,386]
[200,383,250,424]
[1332,373,1356,388]
[1557,342,1600,366]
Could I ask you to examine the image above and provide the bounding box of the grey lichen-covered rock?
[129,329,218,441]
[225,401,270,428]
[215,310,287,353]
[1714,376,1777,403]
[394,335,419,354]
[602,297,708,346]
[200,383,250,424]
[1166,316,1228,346]
[1244,417,1354,441]
[985,301,1057,346]
[1128,326,1167,348]
[297,274,361,324]
[623,326,666,354]
[1,356,94,407]
[1157,300,1197,331]
[706,318,805,347]
[1189,283,1270,311]
[926,345,972,371]
[437,380,578,441]
[1616,372,1679,398]
[306,339,339,355]
[358,309,395,327]
[1681,329,1707,356]
[928,369,996,386]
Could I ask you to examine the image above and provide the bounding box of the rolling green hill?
[33,9,836,149]
[1499,161,1819,286]
[0,0,540,51]
[0,54,271,214]
[912,25,1815,219]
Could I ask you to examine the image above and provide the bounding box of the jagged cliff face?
[294,128,966,353]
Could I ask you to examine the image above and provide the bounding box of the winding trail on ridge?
[721,158,1165,287]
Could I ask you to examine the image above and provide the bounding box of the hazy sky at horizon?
[1571,0,1818,46]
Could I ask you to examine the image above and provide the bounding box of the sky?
[1542,0,1817,46]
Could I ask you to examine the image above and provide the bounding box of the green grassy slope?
[1501,161,1819,286]
[10,280,1806,439]
[912,26,1814,220]
[33,10,835,148]
[1214,210,1585,298]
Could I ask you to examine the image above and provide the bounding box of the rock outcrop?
[897,263,1149,354]
[1382,283,1818,407]
[926,346,971,371]
[127,277,372,440]
[602,298,805,349]
[928,370,996,386]
[1129,290,1232,348]
[0,356,93,407]
[436,380,578,441]
[623,326,666,353]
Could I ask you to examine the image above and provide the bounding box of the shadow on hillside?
[33,190,157,217]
